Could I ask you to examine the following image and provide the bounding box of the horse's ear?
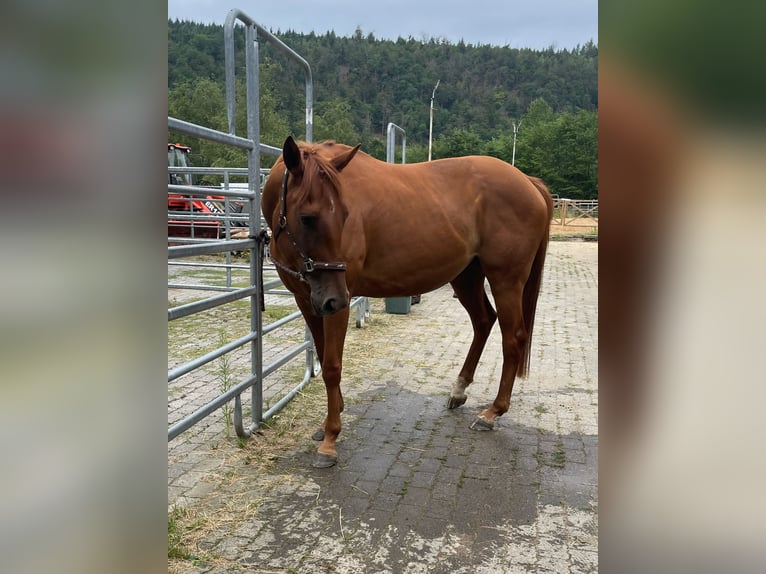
[331,143,361,172]
[283,135,303,176]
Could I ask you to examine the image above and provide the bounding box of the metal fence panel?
[168,10,318,442]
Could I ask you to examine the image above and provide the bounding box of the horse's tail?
[518,176,554,378]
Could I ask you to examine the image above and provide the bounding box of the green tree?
[168,77,226,130]
[523,97,555,127]
[547,109,598,199]
[167,19,597,189]
[514,99,597,199]
[433,128,483,158]
[313,98,359,144]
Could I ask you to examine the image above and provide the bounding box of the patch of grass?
[167,508,189,560]
[172,265,251,289]
[255,377,326,449]
[551,439,567,468]
[263,304,296,323]
[534,403,548,415]
[168,506,207,561]
[534,439,567,469]
[168,496,262,572]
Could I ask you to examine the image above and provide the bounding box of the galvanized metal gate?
[168,9,318,441]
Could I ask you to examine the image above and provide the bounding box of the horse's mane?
[276,140,347,206]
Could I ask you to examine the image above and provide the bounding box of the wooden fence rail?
[552,198,598,227]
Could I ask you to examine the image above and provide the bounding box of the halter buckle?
[303,258,315,273]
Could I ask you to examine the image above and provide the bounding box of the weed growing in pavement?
[168,506,208,563]
[216,330,234,438]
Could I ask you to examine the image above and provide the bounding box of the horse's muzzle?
[319,295,348,316]
[310,285,350,316]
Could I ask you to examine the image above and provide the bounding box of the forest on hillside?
[168,20,598,199]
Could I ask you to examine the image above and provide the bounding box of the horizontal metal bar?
[167,236,248,245]
[262,340,312,379]
[168,183,256,199]
[262,363,313,423]
[259,143,282,156]
[169,310,304,384]
[168,340,310,440]
[263,278,284,290]
[169,117,254,149]
[168,285,258,321]
[168,166,253,176]
[168,330,259,382]
[261,309,304,335]
[166,118,279,156]
[167,283,239,293]
[168,239,255,259]
[167,214,250,224]
[169,260,250,270]
[168,369,259,441]
[166,215,251,226]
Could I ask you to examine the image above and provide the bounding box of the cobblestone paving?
[168,241,598,573]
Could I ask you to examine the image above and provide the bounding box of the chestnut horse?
[262,136,553,467]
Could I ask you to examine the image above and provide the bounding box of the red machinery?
[167,143,245,239]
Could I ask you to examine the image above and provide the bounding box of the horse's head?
[268,136,361,316]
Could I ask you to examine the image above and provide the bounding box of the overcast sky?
[168,0,597,50]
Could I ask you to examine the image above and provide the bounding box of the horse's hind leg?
[448,258,497,409]
[471,277,526,430]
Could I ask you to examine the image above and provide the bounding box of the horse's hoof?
[469,415,494,431]
[312,452,338,468]
[447,395,467,409]
[311,428,325,441]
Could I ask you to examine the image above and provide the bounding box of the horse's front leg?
[295,303,329,443]
[313,307,350,468]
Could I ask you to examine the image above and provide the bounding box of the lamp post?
[428,79,440,162]
[511,119,522,166]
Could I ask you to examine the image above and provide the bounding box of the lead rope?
[255,229,270,311]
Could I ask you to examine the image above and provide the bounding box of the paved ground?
[168,240,598,573]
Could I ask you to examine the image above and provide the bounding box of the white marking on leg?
[450,376,471,399]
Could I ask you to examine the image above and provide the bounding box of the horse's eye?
[300,214,318,228]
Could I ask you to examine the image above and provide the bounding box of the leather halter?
[269,169,347,283]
